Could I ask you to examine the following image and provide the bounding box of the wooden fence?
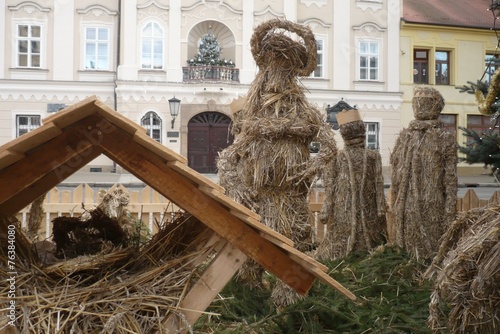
[15,185,500,244]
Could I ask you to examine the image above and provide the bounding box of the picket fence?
[15,184,500,244]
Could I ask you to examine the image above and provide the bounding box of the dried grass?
[390,87,458,260]
[0,211,216,333]
[427,204,500,333]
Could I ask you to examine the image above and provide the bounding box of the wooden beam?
[0,122,62,154]
[98,121,317,294]
[43,97,99,129]
[0,150,25,170]
[0,114,105,209]
[0,145,103,216]
[163,240,247,333]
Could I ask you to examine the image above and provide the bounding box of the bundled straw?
[390,86,458,259]
[427,204,500,333]
[0,211,216,333]
[316,113,386,260]
[217,18,324,305]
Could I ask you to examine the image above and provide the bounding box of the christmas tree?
[456,1,500,174]
[187,29,234,67]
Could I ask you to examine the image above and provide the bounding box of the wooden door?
[188,112,233,173]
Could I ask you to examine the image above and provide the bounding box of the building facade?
[0,0,402,176]
[400,0,497,174]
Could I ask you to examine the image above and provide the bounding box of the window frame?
[83,26,111,70]
[141,111,163,143]
[15,114,41,137]
[485,53,500,83]
[141,21,164,70]
[413,49,429,84]
[15,23,42,68]
[358,40,380,81]
[439,114,457,137]
[364,121,380,150]
[310,36,326,78]
[435,50,450,85]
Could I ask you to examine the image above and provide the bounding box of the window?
[365,122,379,149]
[439,114,457,137]
[359,41,379,80]
[435,51,449,85]
[485,53,500,83]
[85,27,110,70]
[16,115,41,137]
[16,24,41,68]
[467,115,495,135]
[141,112,162,143]
[413,49,429,84]
[310,38,325,78]
[141,22,164,70]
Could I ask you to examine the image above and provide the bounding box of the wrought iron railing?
[182,65,239,83]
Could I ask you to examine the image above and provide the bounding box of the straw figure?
[425,204,499,333]
[316,108,386,260]
[217,19,324,305]
[390,86,458,259]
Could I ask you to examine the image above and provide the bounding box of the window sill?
[9,67,49,80]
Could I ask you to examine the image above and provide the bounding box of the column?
[167,0,182,82]
[53,1,74,80]
[117,0,138,80]
[386,0,400,92]
[333,1,351,90]
[239,0,255,84]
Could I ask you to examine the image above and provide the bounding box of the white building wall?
[0,0,402,171]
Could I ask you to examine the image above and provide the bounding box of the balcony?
[182,65,240,83]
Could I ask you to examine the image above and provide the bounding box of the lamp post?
[169,96,180,129]
[326,98,354,130]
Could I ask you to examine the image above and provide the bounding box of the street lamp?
[326,98,354,130]
[169,96,180,129]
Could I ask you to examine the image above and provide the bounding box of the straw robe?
[317,117,386,260]
[390,87,457,259]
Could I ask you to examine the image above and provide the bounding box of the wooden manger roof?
[0,96,355,330]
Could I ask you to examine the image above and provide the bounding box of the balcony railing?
[182,65,240,83]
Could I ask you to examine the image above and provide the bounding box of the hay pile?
[0,209,217,333]
[426,204,500,333]
[390,86,458,259]
[316,109,386,260]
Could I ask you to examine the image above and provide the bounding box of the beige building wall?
[0,0,402,174]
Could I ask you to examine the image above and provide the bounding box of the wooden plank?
[0,122,62,155]
[133,131,188,164]
[163,241,247,333]
[98,123,317,295]
[0,114,105,212]
[463,189,479,211]
[0,145,103,216]
[43,96,99,128]
[489,190,500,205]
[94,99,147,136]
[308,266,357,301]
[0,150,25,170]
[200,186,260,220]
[168,160,225,192]
[230,210,294,247]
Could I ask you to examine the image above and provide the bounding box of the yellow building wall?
[400,24,498,174]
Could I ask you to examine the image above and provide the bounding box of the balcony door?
[188,112,233,173]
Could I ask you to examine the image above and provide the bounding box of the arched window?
[141,22,163,69]
[141,111,162,143]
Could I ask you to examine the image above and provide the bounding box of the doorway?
[187,112,234,173]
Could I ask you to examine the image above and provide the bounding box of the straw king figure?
[316,108,387,260]
[390,86,457,259]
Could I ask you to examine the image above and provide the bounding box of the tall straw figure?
[390,86,457,259]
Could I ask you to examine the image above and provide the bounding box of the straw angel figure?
[390,86,457,259]
[316,108,387,260]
